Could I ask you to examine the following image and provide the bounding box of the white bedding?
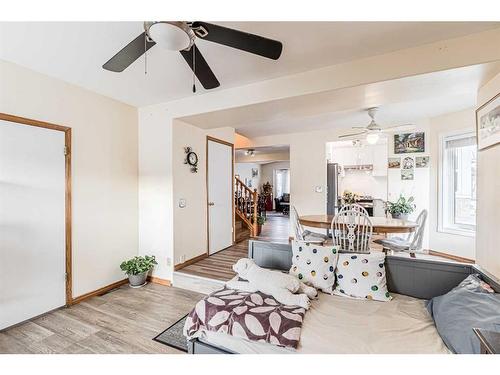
[197,292,450,354]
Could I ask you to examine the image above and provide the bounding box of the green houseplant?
[120,255,157,288]
[256,215,266,236]
[387,194,416,220]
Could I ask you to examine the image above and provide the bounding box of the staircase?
[234,177,262,238]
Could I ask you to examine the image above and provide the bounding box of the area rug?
[153,314,189,352]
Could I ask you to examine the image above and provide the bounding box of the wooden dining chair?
[291,205,328,244]
[374,209,428,256]
[331,204,373,253]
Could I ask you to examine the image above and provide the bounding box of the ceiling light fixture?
[146,22,194,51]
[366,133,379,145]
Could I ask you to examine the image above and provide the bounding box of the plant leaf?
[195,300,206,324]
[244,314,266,336]
[264,298,278,305]
[208,310,230,327]
[282,327,301,341]
[269,311,281,333]
[232,322,248,339]
[250,293,263,305]
[281,311,303,322]
[207,297,225,306]
[249,306,275,313]
[233,305,248,315]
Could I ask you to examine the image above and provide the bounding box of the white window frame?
[438,130,476,237]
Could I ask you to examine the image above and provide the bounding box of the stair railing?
[235,176,259,236]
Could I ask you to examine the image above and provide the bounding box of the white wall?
[428,109,476,259]
[235,163,261,189]
[476,71,500,278]
[0,60,138,298]
[386,120,431,248]
[171,120,234,267]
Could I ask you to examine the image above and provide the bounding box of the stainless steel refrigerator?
[326,163,340,215]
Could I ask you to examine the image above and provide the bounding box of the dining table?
[299,215,418,235]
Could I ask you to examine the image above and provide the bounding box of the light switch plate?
[179,198,186,208]
[315,186,323,193]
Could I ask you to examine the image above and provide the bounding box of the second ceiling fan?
[339,107,415,144]
[102,21,283,91]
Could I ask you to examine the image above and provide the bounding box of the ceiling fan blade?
[381,124,415,133]
[180,44,220,90]
[338,131,367,139]
[103,32,156,72]
[191,22,283,60]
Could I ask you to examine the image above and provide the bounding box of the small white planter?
[128,271,148,288]
[392,213,409,221]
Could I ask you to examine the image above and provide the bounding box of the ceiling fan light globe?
[366,133,379,145]
[148,22,191,51]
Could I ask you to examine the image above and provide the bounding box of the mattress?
[196,292,450,354]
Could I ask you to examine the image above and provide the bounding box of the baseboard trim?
[147,276,172,286]
[70,278,128,305]
[427,250,475,264]
[174,253,208,271]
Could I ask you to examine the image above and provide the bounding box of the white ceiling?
[0,22,499,106]
[181,62,500,138]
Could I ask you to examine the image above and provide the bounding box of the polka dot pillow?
[289,240,339,293]
[333,252,392,302]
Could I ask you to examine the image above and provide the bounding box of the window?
[275,169,290,198]
[439,132,477,235]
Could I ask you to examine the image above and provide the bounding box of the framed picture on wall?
[388,157,400,169]
[476,91,500,151]
[394,132,425,154]
[251,168,258,177]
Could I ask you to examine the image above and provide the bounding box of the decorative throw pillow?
[289,240,339,293]
[333,252,392,302]
[427,274,500,354]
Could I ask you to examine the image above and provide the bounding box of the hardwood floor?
[177,240,248,281]
[257,211,290,243]
[177,212,290,282]
[0,283,204,354]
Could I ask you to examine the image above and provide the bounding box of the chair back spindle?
[331,204,373,253]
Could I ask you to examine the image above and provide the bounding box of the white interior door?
[207,139,233,254]
[0,120,66,330]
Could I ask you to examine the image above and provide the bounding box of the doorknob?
[208,202,215,206]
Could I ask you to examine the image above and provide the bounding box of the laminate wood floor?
[257,212,290,243]
[177,212,290,281]
[0,283,204,354]
[177,240,248,281]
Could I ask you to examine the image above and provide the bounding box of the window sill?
[437,227,476,238]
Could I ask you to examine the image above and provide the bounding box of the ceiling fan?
[102,21,283,91]
[338,107,415,144]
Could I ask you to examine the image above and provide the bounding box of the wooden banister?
[234,176,260,236]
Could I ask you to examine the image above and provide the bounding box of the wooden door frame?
[0,113,72,305]
[206,136,235,256]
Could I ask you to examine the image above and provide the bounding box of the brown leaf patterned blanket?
[183,286,306,349]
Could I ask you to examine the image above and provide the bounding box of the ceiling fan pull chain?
[192,46,196,93]
[144,33,147,75]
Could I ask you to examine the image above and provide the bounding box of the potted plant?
[256,215,266,236]
[342,190,359,205]
[120,255,158,288]
[387,194,416,220]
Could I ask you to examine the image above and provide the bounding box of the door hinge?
[64,146,68,156]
